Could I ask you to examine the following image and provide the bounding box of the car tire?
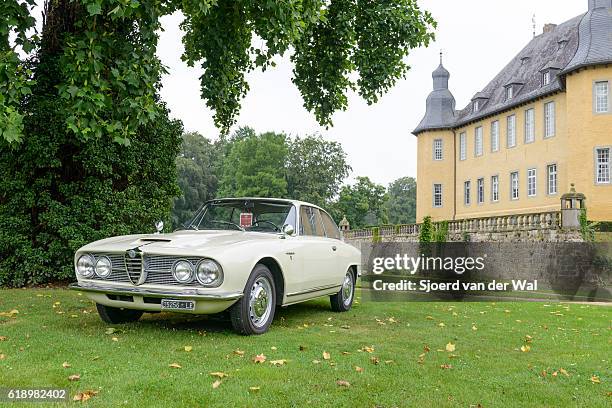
[330,269,355,312]
[96,303,143,324]
[230,264,276,335]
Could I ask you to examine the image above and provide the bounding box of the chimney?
[543,23,557,34]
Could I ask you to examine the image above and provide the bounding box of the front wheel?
[96,303,143,324]
[230,264,276,335]
[330,269,355,312]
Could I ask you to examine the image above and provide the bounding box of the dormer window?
[543,71,551,86]
[520,56,530,65]
[506,86,514,100]
[558,40,568,50]
[473,100,480,112]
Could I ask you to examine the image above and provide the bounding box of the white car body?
[70,198,361,332]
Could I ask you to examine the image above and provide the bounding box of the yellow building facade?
[414,1,612,222]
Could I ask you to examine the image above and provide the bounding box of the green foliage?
[218,131,289,198]
[333,176,388,229]
[172,132,220,228]
[579,209,596,242]
[285,135,351,207]
[372,227,381,243]
[434,221,449,243]
[418,215,433,243]
[386,176,416,225]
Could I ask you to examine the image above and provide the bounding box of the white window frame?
[491,175,499,202]
[475,127,483,157]
[473,100,480,113]
[525,108,535,143]
[433,139,443,161]
[491,120,499,152]
[547,164,557,195]
[506,86,513,101]
[510,171,519,200]
[544,101,556,138]
[595,81,609,114]
[459,132,467,161]
[433,184,443,207]
[464,181,471,206]
[543,71,551,86]
[507,115,516,148]
[527,168,537,197]
[477,178,485,204]
[595,147,611,184]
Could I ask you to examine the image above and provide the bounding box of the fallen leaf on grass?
[559,368,569,377]
[590,375,601,384]
[423,345,430,352]
[384,360,394,364]
[322,351,331,360]
[355,366,364,373]
[426,316,434,320]
[440,364,452,369]
[0,310,19,318]
[73,390,98,402]
[312,360,320,364]
[105,328,116,335]
[212,380,222,389]
[472,325,478,331]
[445,343,456,353]
[0,336,7,341]
[370,356,380,365]
[270,359,287,366]
[341,351,351,355]
[62,362,71,368]
[438,322,445,327]
[361,346,375,353]
[233,349,245,356]
[340,325,350,329]
[249,386,260,393]
[336,380,351,387]
[210,372,229,378]
[252,354,267,363]
[270,346,277,351]
[68,374,81,381]
[111,337,119,342]
[299,345,306,351]
[0,354,5,360]
[520,345,531,353]
[184,346,193,352]
[169,363,182,369]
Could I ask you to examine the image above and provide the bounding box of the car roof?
[208,197,326,212]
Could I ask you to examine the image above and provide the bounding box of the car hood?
[81,230,279,253]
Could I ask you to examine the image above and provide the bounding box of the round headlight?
[76,255,95,278]
[196,259,223,286]
[172,260,194,283]
[95,256,112,278]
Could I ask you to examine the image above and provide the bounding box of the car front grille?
[89,253,202,286]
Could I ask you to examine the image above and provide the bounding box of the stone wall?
[344,211,584,248]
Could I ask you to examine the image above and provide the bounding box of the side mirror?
[282,224,295,236]
[155,221,164,234]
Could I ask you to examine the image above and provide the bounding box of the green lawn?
[0,288,610,407]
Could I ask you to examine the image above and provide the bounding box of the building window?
[477,178,484,204]
[459,132,467,161]
[596,148,611,184]
[433,184,443,207]
[475,127,483,157]
[506,86,513,100]
[507,115,516,148]
[510,172,519,200]
[527,168,537,197]
[473,100,480,113]
[544,101,556,138]
[491,175,499,202]
[547,164,557,195]
[433,139,443,161]
[491,120,499,152]
[525,108,535,143]
[595,81,609,113]
[464,181,471,205]
[542,71,551,86]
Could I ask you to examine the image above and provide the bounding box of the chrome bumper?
[69,282,243,301]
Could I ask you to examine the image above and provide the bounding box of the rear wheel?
[230,264,276,335]
[96,303,143,324]
[330,269,355,312]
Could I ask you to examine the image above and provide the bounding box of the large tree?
[386,176,417,225]
[286,135,351,207]
[333,176,388,229]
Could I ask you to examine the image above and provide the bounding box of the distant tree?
[218,131,288,197]
[286,135,351,207]
[386,176,417,225]
[172,132,220,227]
[333,177,388,229]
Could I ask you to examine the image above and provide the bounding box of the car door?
[294,205,338,290]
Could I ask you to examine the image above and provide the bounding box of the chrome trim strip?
[286,284,341,297]
[69,282,243,301]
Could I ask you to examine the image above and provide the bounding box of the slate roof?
[414,1,612,135]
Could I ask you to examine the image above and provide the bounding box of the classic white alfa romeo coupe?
[70,198,361,334]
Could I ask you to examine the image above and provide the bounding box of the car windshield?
[184,200,296,233]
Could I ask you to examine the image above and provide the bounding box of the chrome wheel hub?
[341,272,354,306]
[249,277,273,328]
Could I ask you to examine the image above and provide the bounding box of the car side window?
[320,211,341,240]
[299,206,325,237]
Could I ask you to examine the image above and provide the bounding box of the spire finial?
[532,14,536,38]
[439,50,443,65]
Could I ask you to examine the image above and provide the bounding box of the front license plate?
[161,299,195,311]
